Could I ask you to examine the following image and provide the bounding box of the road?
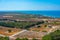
[9,30,27,38]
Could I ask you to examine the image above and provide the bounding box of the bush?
[15,38,21,40]
[8,29,12,33]
[32,38,38,40]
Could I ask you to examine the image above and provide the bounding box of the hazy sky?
[0,0,60,11]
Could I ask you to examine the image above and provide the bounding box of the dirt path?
[9,30,27,38]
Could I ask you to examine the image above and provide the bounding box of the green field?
[0,21,44,29]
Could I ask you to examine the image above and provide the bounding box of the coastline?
[0,11,60,18]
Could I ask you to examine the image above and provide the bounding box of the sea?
[0,11,60,18]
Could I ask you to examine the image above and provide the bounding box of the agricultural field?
[48,21,60,26]
[29,20,60,32]
[0,26,21,36]
[0,21,44,29]
[29,24,52,32]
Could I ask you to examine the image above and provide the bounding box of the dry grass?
[29,24,51,32]
[0,26,21,36]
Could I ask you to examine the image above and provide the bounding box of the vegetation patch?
[42,30,60,40]
[0,21,44,29]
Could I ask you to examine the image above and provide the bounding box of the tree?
[15,38,21,40]
[22,38,28,40]
[8,29,12,33]
[37,26,41,28]
[0,37,9,40]
[42,35,52,40]
[32,38,38,40]
[44,25,47,27]
[4,37,9,40]
[0,37,4,40]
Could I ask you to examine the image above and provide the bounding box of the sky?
[0,0,60,11]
